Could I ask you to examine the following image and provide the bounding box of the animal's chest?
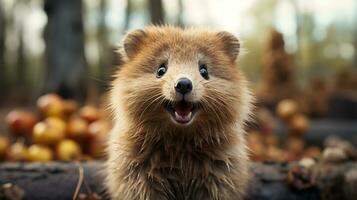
[140,146,228,200]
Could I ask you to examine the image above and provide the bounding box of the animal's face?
[112,26,248,129]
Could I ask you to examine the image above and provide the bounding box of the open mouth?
[165,100,199,125]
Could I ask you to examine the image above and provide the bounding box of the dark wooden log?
[275,120,357,146]
[0,161,356,200]
[0,161,106,200]
[328,92,357,120]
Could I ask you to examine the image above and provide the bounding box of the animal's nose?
[175,78,192,95]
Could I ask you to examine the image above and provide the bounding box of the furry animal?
[106,26,253,200]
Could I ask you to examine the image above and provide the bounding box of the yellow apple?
[32,118,66,145]
[276,99,298,121]
[27,144,53,162]
[289,114,309,135]
[6,141,28,161]
[56,139,82,161]
[66,117,88,140]
[37,94,65,118]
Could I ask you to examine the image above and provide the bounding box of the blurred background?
[0,0,357,163]
[0,0,356,106]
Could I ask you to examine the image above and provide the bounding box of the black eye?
[199,64,209,80]
[156,63,167,78]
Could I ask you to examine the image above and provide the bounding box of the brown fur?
[106,26,253,200]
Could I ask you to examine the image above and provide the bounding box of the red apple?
[79,106,101,123]
[87,120,110,138]
[6,110,37,135]
[87,120,110,158]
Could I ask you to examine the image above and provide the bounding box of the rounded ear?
[122,29,147,58]
[216,31,240,61]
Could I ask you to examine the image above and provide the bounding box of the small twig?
[84,181,92,194]
[73,162,84,200]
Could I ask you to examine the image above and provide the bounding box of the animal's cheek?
[160,82,175,100]
[191,83,205,102]
[198,78,229,101]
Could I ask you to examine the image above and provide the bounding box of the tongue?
[173,103,193,123]
[175,111,192,123]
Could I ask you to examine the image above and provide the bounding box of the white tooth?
[186,112,192,120]
[175,111,180,119]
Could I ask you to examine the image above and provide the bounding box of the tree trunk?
[176,0,183,27]
[43,0,87,101]
[16,24,26,89]
[0,1,6,99]
[355,17,357,70]
[123,0,132,31]
[0,161,356,200]
[148,0,164,24]
[97,0,112,93]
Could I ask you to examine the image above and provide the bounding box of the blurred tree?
[124,0,133,30]
[148,0,164,24]
[43,0,87,100]
[97,0,112,92]
[8,0,29,99]
[299,15,353,78]
[176,0,183,27]
[355,6,357,69]
[16,21,25,89]
[258,29,298,104]
[290,0,301,70]
[241,0,279,82]
[0,0,6,97]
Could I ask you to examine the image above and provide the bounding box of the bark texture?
[0,161,356,200]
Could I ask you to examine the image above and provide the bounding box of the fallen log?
[0,161,356,200]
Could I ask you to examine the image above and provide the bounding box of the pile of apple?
[0,94,110,162]
[248,99,320,162]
